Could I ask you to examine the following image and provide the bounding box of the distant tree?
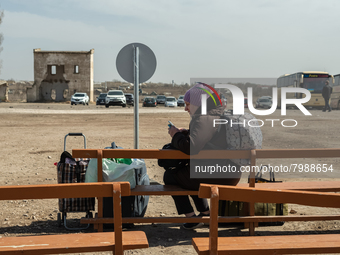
[0,8,3,75]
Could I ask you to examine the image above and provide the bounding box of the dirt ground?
[0,102,340,255]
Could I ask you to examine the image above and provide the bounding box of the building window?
[51,89,56,100]
[63,89,69,99]
[74,65,79,74]
[51,65,57,75]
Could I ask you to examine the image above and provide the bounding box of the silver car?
[165,97,177,107]
[71,93,89,105]
[177,95,185,107]
[105,90,126,108]
[156,95,166,104]
[256,97,272,109]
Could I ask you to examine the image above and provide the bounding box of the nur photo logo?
[197,82,312,128]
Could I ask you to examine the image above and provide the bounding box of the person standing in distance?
[322,80,333,112]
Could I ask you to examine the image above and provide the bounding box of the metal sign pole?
[116,42,156,149]
[134,46,139,149]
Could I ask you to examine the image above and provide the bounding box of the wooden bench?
[74,148,253,229]
[193,184,340,255]
[73,148,340,233]
[0,182,148,255]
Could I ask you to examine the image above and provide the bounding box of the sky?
[1,0,340,84]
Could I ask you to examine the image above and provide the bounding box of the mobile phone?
[168,121,174,128]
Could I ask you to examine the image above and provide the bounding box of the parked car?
[105,90,126,108]
[96,93,107,105]
[244,97,248,108]
[256,96,272,102]
[71,92,89,105]
[143,97,157,107]
[177,95,185,106]
[165,97,177,107]
[256,97,273,109]
[124,93,134,106]
[156,95,166,104]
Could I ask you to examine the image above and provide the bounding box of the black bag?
[158,143,189,170]
[103,142,150,229]
[252,166,281,184]
[219,166,288,226]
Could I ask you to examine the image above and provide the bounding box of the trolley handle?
[64,133,87,151]
[68,133,83,136]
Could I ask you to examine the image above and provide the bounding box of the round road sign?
[116,43,157,83]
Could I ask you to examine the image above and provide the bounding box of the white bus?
[277,71,334,109]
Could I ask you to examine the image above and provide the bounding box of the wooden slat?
[217,215,340,223]
[81,214,340,225]
[73,149,251,159]
[113,183,123,254]
[192,234,340,255]
[130,181,340,196]
[72,149,98,158]
[131,185,198,196]
[0,232,148,254]
[248,150,257,235]
[97,149,103,182]
[256,148,340,159]
[103,149,189,159]
[103,149,251,159]
[199,184,340,208]
[82,216,210,224]
[73,148,340,160]
[249,150,256,188]
[209,186,219,255]
[97,150,104,232]
[0,182,131,200]
[4,182,339,201]
[239,180,340,192]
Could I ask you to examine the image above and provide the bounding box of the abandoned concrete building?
[28,49,94,102]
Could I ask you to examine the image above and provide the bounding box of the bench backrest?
[72,148,340,184]
[73,148,340,160]
[72,148,252,159]
[198,183,340,254]
[0,182,131,255]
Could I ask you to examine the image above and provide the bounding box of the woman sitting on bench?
[165,83,241,230]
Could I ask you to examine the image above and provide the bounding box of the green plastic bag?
[113,158,132,165]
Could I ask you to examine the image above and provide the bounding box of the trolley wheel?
[57,213,62,227]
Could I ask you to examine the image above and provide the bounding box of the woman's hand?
[168,126,180,137]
